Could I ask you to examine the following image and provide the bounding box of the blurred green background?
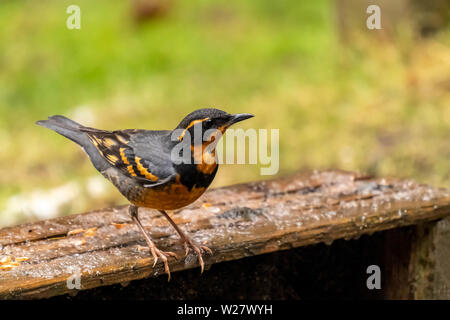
[0,0,449,226]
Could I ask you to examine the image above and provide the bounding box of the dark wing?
[81,128,176,187]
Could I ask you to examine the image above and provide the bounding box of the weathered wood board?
[0,170,449,299]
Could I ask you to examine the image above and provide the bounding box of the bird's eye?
[204,119,212,127]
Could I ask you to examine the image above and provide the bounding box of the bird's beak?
[227,113,254,125]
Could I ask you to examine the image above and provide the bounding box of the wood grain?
[0,170,449,299]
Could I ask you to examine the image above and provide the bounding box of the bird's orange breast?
[130,179,206,210]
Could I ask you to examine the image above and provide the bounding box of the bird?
[36,108,254,280]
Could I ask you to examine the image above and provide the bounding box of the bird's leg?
[158,210,212,273]
[129,205,177,281]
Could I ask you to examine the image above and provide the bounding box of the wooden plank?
[406,217,450,299]
[0,170,449,299]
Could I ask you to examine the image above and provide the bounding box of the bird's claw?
[183,240,212,274]
[148,246,177,281]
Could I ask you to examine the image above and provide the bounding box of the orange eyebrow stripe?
[178,117,210,141]
[120,148,130,165]
[135,157,158,181]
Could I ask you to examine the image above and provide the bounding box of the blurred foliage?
[0,0,449,226]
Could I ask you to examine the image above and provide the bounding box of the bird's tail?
[36,115,86,146]
[36,115,111,172]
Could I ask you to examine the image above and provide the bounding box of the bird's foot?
[183,238,213,273]
[130,205,177,281]
[147,243,177,281]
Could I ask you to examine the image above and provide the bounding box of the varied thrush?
[37,108,253,279]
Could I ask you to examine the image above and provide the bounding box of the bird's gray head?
[174,108,254,144]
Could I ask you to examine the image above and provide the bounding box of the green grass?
[0,0,449,226]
